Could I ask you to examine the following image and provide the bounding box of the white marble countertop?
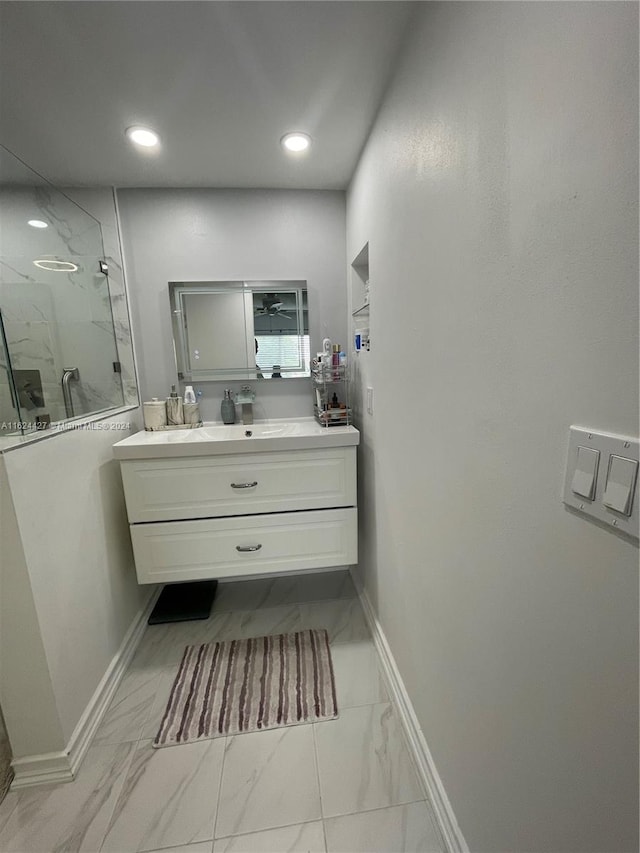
[112,417,360,459]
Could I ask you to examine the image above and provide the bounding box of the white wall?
[347,3,638,852]
[0,456,65,757]
[117,189,346,422]
[2,413,147,747]
[0,187,147,764]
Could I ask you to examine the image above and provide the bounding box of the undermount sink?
[112,417,359,459]
[199,422,304,440]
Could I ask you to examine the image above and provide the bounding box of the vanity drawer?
[120,447,356,523]
[130,507,357,583]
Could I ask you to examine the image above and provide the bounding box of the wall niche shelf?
[351,242,370,352]
[352,303,370,317]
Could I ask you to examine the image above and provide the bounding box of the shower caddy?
[311,358,351,427]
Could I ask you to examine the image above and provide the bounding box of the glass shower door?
[0,148,125,436]
[0,253,125,435]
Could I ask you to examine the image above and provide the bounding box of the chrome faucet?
[235,385,256,425]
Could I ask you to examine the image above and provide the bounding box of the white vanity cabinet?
[114,424,359,584]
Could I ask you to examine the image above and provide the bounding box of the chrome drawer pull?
[236,544,262,552]
[230,481,258,489]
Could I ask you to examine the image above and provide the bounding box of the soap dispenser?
[221,388,235,424]
[166,384,184,425]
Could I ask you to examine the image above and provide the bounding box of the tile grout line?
[211,733,229,844]
[212,818,326,845]
[314,701,428,821]
[320,797,432,823]
[311,722,329,852]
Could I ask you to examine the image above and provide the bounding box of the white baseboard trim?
[65,588,160,778]
[10,751,74,788]
[353,575,469,853]
[11,587,159,790]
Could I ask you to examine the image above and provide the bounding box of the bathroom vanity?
[113,419,359,584]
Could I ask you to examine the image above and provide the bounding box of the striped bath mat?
[154,629,338,747]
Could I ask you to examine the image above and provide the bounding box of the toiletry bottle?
[322,337,332,372]
[166,384,184,425]
[183,402,201,426]
[183,386,201,426]
[221,388,235,424]
[332,344,340,379]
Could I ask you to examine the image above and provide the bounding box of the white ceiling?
[0,1,414,189]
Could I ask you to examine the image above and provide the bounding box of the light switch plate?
[563,426,639,540]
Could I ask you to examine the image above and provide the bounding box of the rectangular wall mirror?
[170,280,309,381]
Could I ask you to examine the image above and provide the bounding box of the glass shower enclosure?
[0,147,125,437]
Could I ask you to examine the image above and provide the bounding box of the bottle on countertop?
[332,344,340,379]
[221,388,236,424]
[183,402,202,426]
[166,384,184,425]
[183,386,201,426]
[322,337,332,371]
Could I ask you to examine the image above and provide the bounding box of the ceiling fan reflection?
[254,294,292,319]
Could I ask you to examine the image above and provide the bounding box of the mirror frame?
[169,279,309,381]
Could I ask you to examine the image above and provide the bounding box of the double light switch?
[564,426,639,539]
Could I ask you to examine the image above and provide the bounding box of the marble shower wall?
[63,187,138,409]
[0,153,137,432]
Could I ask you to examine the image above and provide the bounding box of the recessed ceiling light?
[33,259,78,272]
[281,132,311,153]
[125,126,160,148]
[28,219,48,229]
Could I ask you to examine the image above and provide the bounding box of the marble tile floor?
[0,570,444,853]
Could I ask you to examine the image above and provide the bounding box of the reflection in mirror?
[0,145,127,437]
[170,280,309,381]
